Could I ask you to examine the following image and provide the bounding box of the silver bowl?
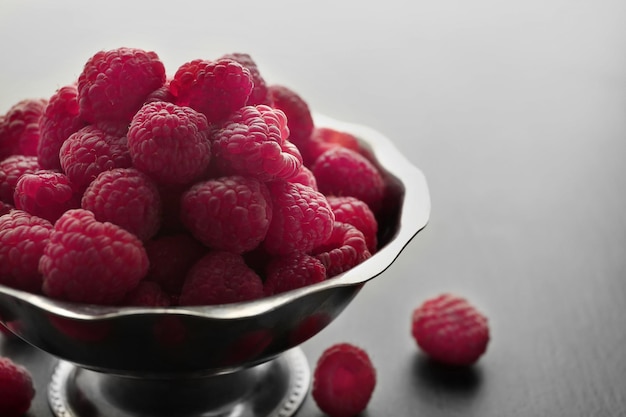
[0,114,430,417]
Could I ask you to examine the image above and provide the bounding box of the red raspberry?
[220,53,270,106]
[38,84,87,170]
[312,343,376,417]
[144,233,207,294]
[40,209,149,305]
[144,82,175,104]
[0,98,47,159]
[127,101,211,185]
[0,357,35,417]
[312,147,385,213]
[0,201,12,216]
[0,155,40,205]
[313,222,371,278]
[14,171,80,223]
[264,253,326,296]
[299,127,361,167]
[59,125,132,191]
[287,165,318,190]
[267,85,314,146]
[212,105,302,181]
[81,168,161,241]
[181,176,272,253]
[411,293,490,366]
[169,58,253,123]
[122,281,171,307]
[0,210,53,293]
[327,196,378,254]
[178,251,264,306]
[263,181,335,256]
[77,47,166,125]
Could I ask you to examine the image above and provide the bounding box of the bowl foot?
[47,347,311,417]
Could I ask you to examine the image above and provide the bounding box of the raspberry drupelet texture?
[127,101,211,185]
[312,147,385,213]
[0,155,40,205]
[220,53,270,106]
[122,281,171,307]
[181,176,272,253]
[179,251,264,306]
[327,195,378,254]
[287,165,318,190]
[264,252,326,296]
[312,343,377,417]
[0,357,35,417]
[40,209,149,305]
[169,58,253,123]
[0,210,53,293]
[14,171,80,223]
[59,125,132,191]
[38,84,87,170]
[267,85,314,146]
[77,47,166,125]
[263,181,335,256]
[313,222,371,278]
[0,98,48,159]
[411,293,490,366]
[299,127,361,167]
[81,167,162,241]
[212,105,302,182]
[0,201,12,216]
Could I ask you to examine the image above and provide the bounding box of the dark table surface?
[1,0,626,416]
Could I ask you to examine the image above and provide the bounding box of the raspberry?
[220,53,270,106]
[0,357,35,417]
[313,222,371,278]
[178,251,264,306]
[212,105,302,181]
[312,147,385,213]
[263,181,335,256]
[287,165,318,190]
[264,253,326,296]
[38,84,86,170]
[144,233,207,294]
[0,210,53,293]
[81,168,161,241]
[144,82,175,104]
[77,47,166,125]
[0,98,47,159]
[267,85,314,145]
[0,201,12,216]
[127,101,211,185]
[59,125,132,191]
[327,196,378,254]
[181,176,272,253]
[14,171,80,223]
[411,293,490,366]
[122,281,171,307]
[312,343,376,417]
[169,58,253,123]
[40,209,149,305]
[299,127,361,167]
[0,155,40,205]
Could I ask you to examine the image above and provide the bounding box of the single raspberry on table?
[38,84,87,170]
[267,84,314,146]
[127,101,211,186]
[327,195,378,254]
[181,176,272,253]
[0,155,40,205]
[169,58,253,124]
[312,147,385,213]
[263,181,335,256]
[264,252,326,296]
[313,222,371,278]
[122,281,171,307]
[59,125,132,191]
[14,171,80,223]
[298,126,361,167]
[211,105,302,182]
[0,357,35,417]
[220,53,270,106]
[0,210,53,294]
[312,343,377,417]
[81,167,162,241]
[411,293,490,366]
[40,209,149,305]
[0,98,48,159]
[178,251,264,306]
[77,47,166,125]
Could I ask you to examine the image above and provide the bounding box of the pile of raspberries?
[0,47,387,307]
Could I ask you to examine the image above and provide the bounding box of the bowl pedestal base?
[47,348,311,417]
